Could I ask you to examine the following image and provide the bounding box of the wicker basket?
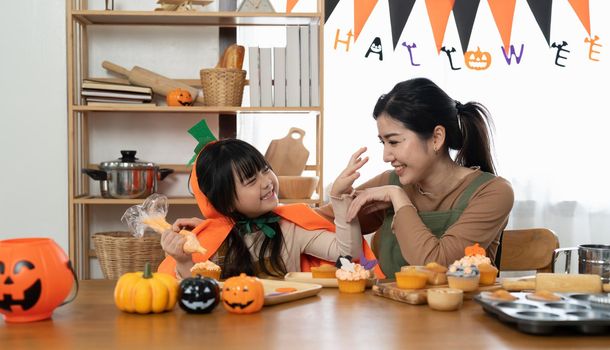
[200,68,246,106]
[92,231,165,280]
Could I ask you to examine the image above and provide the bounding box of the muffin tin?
[474,292,610,334]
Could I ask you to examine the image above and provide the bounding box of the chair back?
[499,228,559,272]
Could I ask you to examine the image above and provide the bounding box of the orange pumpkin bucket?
[0,238,77,323]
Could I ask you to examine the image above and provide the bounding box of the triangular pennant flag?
[526,0,553,46]
[325,0,340,23]
[425,0,456,54]
[567,0,591,36]
[389,0,416,50]
[453,0,480,54]
[487,0,517,52]
[286,0,299,13]
[354,0,379,42]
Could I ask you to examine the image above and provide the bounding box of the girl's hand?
[346,185,412,222]
[160,230,191,264]
[331,147,369,197]
[172,217,204,233]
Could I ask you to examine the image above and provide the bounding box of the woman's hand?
[172,217,203,233]
[346,185,413,222]
[331,147,369,197]
[160,230,191,264]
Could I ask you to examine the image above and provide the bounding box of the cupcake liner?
[337,279,366,293]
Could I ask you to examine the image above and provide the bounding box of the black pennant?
[526,0,553,46]
[389,0,416,50]
[453,0,480,54]
[325,0,341,23]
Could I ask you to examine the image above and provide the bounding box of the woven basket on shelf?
[92,231,165,280]
[199,68,246,106]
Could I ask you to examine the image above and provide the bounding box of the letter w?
[502,44,524,65]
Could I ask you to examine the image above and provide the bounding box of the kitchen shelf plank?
[72,11,321,26]
[85,164,320,173]
[71,105,321,114]
[73,196,321,205]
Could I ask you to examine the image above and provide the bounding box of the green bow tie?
[236,214,281,239]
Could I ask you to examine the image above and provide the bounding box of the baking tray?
[474,292,610,334]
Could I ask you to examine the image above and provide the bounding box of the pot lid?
[99,150,156,169]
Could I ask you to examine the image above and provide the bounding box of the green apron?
[374,171,495,276]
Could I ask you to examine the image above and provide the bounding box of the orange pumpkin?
[0,238,75,323]
[221,273,264,314]
[167,88,194,106]
[465,243,486,257]
[464,47,492,70]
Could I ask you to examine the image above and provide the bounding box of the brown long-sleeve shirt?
[317,169,514,266]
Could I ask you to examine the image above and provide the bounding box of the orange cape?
[158,158,384,278]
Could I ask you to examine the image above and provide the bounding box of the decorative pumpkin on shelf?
[221,273,264,314]
[464,47,492,70]
[465,243,486,257]
[0,238,76,323]
[178,275,220,314]
[113,262,178,314]
[167,88,194,106]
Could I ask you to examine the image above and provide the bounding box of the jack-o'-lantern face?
[464,47,492,70]
[167,88,194,106]
[178,276,220,314]
[0,260,42,312]
[221,273,264,314]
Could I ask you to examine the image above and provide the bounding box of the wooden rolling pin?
[536,273,602,293]
[102,61,204,104]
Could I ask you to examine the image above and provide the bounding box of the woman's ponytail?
[455,102,496,174]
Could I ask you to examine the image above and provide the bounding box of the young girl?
[158,139,369,279]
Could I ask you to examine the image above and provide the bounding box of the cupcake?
[478,263,499,285]
[483,289,518,301]
[423,262,448,285]
[190,260,222,280]
[447,262,480,292]
[311,264,338,279]
[335,257,370,294]
[396,266,428,290]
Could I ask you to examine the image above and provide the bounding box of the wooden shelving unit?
[67,1,325,279]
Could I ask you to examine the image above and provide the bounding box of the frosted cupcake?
[447,262,480,292]
[190,260,222,280]
[335,257,370,294]
[461,243,497,285]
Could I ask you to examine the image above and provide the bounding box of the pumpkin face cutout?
[178,276,220,314]
[465,243,486,257]
[167,88,194,106]
[0,238,75,323]
[464,47,492,70]
[221,273,264,314]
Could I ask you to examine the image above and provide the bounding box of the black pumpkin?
[178,276,220,314]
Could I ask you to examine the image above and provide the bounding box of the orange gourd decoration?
[464,47,492,70]
[113,262,178,314]
[221,273,264,314]
[167,88,194,106]
[465,243,486,257]
[0,238,76,323]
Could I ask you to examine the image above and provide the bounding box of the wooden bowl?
[277,176,318,199]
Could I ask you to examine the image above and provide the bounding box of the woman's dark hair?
[373,77,496,174]
[195,139,286,278]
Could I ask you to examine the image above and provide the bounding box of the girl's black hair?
[195,139,287,278]
[373,77,496,174]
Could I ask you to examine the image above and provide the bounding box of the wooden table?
[1,280,609,349]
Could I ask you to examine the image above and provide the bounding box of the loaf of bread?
[535,273,602,293]
[215,44,245,69]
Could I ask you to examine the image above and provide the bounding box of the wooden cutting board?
[264,128,309,176]
[372,282,502,305]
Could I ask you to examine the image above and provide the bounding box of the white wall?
[0,0,68,250]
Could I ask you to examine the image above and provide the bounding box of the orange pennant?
[425,0,455,54]
[354,0,379,42]
[567,0,591,36]
[488,0,516,52]
[286,0,299,14]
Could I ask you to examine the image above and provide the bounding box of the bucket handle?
[59,260,79,307]
[552,247,577,273]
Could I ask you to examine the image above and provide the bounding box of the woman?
[317,77,514,277]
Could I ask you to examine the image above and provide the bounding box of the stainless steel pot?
[82,150,174,199]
